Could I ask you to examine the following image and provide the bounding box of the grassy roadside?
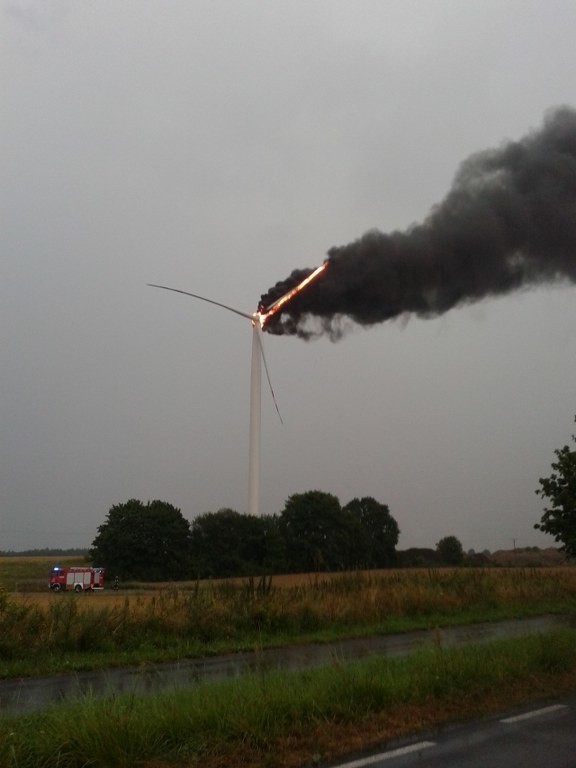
[0,603,572,680]
[1,567,576,678]
[1,629,575,768]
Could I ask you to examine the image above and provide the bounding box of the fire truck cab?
[49,566,105,593]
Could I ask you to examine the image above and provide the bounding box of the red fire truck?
[48,566,105,592]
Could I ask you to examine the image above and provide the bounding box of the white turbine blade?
[254,325,283,425]
[148,284,254,320]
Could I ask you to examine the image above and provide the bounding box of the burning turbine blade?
[147,284,254,320]
[259,261,328,326]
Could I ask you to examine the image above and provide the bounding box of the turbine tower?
[248,321,262,517]
[148,286,278,517]
[148,261,326,517]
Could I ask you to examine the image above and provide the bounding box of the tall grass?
[1,568,575,677]
[1,629,575,768]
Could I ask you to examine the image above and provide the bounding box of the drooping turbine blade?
[253,325,283,425]
[147,284,254,320]
[148,282,283,423]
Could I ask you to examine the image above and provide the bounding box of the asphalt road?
[331,694,576,768]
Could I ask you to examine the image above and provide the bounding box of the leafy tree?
[251,514,287,573]
[190,509,285,578]
[90,499,192,581]
[436,535,464,565]
[343,497,400,568]
[278,491,353,572]
[189,509,245,578]
[535,418,576,557]
[397,548,439,568]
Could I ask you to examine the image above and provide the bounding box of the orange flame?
[256,261,328,329]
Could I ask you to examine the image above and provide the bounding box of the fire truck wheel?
[52,584,62,592]
[74,584,82,593]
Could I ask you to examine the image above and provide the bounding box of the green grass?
[1,629,575,768]
[0,600,573,681]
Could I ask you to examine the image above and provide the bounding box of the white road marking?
[501,704,568,724]
[336,741,436,767]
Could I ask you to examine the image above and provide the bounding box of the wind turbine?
[148,262,326,517]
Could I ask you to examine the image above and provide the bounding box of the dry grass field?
[0,555,82,593]
[5,561,576,616]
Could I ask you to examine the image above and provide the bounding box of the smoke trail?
[260,107,576,339]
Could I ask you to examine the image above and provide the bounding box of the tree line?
[89,412,576,582]
[89,491,400,581]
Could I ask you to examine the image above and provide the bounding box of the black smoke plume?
[259,107,576,339]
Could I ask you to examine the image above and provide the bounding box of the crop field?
[3,557,576,618]
[0,555,84,592]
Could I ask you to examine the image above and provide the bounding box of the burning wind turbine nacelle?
[257,261,328,329]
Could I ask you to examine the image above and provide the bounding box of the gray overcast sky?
[2,0,575,553]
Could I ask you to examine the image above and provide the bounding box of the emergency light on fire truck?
[48,566,105,593]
